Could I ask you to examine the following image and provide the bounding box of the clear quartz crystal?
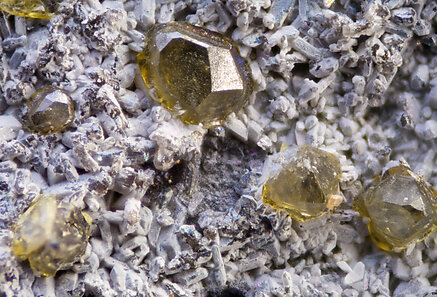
[354,165,437,251]
[137,22,253,127]
[12,195,91,276]
[262,145,342,222]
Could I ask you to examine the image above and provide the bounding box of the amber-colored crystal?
[0,0,60,19]
[12,195,91,276]
[24,86,75,135]
[262,145,342,222]
[354,165,437,251]
[137,22,253,127]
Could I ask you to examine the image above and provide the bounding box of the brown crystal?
[24,86,75,135]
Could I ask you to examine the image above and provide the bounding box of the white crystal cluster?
[1,0,437,296]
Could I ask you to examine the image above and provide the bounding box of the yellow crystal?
[0,0,60,19]
[12,195,91,276]
[354,165,437,251]
[24,86,75,135]
[137,22,253,127]
[262,145,342,222]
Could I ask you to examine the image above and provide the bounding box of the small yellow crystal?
[0,0,60,19]
[137,22,253,127]
[12,195,91,276]
[354,165,437,251]
[323,0,335,8]
[262,145,342,222]
[24,86,75,135]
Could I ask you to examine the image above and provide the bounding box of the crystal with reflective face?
[0,0,60,19]
[12,195,91,276]
[24,86,75,135]
[262,145,342,222]
[137,22,253,127]
[354,166,437,251]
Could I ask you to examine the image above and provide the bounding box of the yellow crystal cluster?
[0,0,60,19]
[261,145,437,251]
[354,166,437,251]
[262,145,342,222]
[137,22,253,127]
[24,86,75,135]
[12,195,91,276]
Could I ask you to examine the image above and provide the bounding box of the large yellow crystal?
[0,0,60,19]
[354,165,437,251]
[24,86,75,135]
[137,22,253,127]
[262,145,342,222]
[12,195,91,276]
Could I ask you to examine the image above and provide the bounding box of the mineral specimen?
[137,22,253,127]
[24,86,75,135]
[11,195,91,276]
[354,165,437,251]
[262,145,342,222]
[0,0,60,19]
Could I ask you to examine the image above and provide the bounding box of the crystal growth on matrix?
[137,22,253,127]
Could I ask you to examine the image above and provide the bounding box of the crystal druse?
[24,86,75,135]
[354,165,437,251]
[261,145,342,222]
[12,195,91,276]
[137,22,253,127]
[0,0,60,19]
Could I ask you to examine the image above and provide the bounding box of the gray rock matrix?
[1,0,437,296]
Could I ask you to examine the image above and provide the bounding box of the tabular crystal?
[262,145,342,222]
[354,165,437,251]
[137,22,253,127]
[0,0,60,19]
[24,86,75,135]
[12,195,91,276]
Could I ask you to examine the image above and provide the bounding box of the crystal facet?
[24,86,75,135]
[137,22,253,127]
[262,145,342,222]
[0,0,60,19]
[354,165,437,251]
[12,195,91,276]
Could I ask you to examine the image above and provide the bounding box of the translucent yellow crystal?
[354,165,437,251]
[12,195,91,276]
[0,0,60,19]
[323,0,335,8]
[137,22,253,127]
[24,86,75,135]
[262,145,342,222]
